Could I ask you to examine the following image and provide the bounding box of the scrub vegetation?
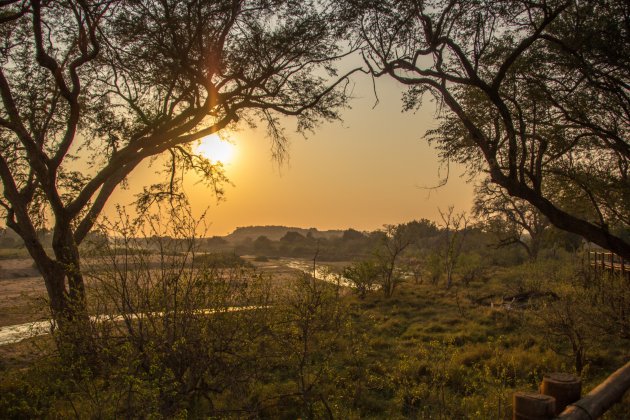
[0,0,628,417]
[1,210,629,418]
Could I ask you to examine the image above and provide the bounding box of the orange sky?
[105,73,475,236]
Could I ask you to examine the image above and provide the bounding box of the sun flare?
[195,134,236,164]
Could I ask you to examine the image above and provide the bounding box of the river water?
[0,307,263,347]
[285,259,354,287]
[0,320,51,346]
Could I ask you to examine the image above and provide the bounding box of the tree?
[536,290,592,375]
[341,228,365,241]
[405,218,439,242]
[272,276,347,418]
[253,235,273,252]
[281,231,306,243]
[438,206,469,289]
[349,0,630,258]
[376,223,412,297]
[343,259,380,298]
[474,179,550,260]
[85,210,273,416]
[0,0,358,334]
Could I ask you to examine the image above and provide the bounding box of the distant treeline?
[199,219,584,265]
[0,221,592,266]
[224,225,344,242]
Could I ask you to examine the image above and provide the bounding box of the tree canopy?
[0,0,357,323]
[348,0,630,257]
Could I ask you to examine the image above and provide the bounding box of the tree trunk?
[25,223,94,363]
[529,236,541,261]
[52,223,88,321]
[446,266,454,289]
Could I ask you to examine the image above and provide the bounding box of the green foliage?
[457,252,489,286]
[3,237,629,418]
[0,363,62,418]
[257,276,352,418]
[343,260,381,298]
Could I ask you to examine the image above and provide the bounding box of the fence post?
[513,392,555,420]
[540,373,581,415]
[609,252,614,272]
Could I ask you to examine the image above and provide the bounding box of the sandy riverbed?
[0,255,350,334]
[0,258,48,327]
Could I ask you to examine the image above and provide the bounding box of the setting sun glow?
[195,134,235,164]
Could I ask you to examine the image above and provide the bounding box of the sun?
[195,134,235,164]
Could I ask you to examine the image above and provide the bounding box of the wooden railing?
[557,361,630,419]
[512,251,630,418]
[513,361,630,419]
[587,251,629,279]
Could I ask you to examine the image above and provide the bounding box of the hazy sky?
[106,72,475,236]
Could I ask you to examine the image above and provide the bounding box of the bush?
[343,260,381,298]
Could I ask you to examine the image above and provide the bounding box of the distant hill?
[224,225,344,243]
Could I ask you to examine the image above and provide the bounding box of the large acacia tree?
[348,0,630,257]
[0,0,357,327]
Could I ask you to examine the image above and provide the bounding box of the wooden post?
[601,252,605,272]
[595,252,600,272]
[513,392,555,419]
[540,373,581,414]
[609,252,614,273]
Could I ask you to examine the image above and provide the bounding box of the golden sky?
[106,73,474,236]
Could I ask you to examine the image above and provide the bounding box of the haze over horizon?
[105,70,475,237]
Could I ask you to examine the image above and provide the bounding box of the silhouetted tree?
[438,207,470,289]
[342,228,366,241]
[254,235,273,252]
[406,219,438,238]
[474,179,550,260]
[348,0,630,258]
[0,0,358,341]
[281,231,307,243]
[376,224,413,297]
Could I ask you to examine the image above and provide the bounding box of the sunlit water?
[0,307,263,347]
[284,259,380,290]
[285,259,354,287]
[0,321,52,346]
